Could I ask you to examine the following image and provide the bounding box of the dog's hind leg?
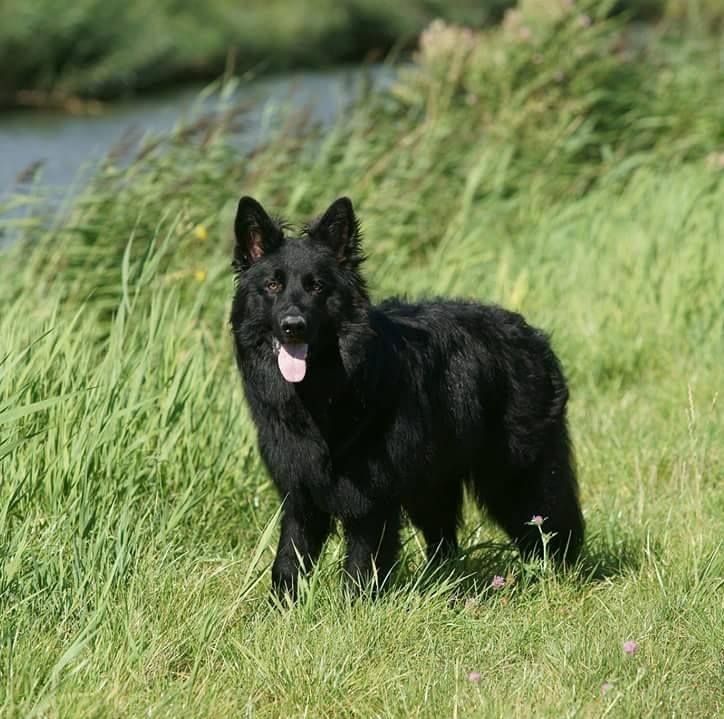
[474,423,584,564]
[342,508,402,593]
[406,483,462,564]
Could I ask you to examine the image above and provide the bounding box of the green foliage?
[3,0,721,104]
[1,5,723,716]
[0,0,512,103]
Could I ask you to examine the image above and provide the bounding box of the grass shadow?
[394,526,650,602]
[575,530,649,582]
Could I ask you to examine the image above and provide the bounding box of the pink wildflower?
[468,671,482,683]
[623,640,639,656]
[531,515,544,526]
[491,575,505,589]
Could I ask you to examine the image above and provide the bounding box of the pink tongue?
[277,343,308,383]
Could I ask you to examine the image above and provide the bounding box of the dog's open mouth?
[272,339,308,383]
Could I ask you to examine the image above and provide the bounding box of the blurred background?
[1,0,722,192]
[0,1,515,106]
[0,0,510,190]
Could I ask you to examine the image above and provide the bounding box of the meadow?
[0,1,722,717]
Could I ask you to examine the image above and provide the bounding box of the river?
[0,64,394,194]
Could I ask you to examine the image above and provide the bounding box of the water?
[0,64,394,193]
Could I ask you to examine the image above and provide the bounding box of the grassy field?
[1,2,723,717]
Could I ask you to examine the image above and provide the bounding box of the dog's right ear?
[308,197,362,266]
[233,196,281,270]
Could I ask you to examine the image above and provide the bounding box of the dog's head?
[231,196,370,383]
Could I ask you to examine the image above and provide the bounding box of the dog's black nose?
[280,315,306,338]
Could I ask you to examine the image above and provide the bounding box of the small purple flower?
[468,671,482,683]
[623,640,638,656]
[531,515,544,526]
[579,14,592,28]
[518,26,532,42]
[601,682,614,696]
[706,151,724,169]
[491,575,505,589]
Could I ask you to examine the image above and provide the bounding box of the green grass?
[1,3,723,717]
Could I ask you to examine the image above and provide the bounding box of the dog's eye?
[265,280,282,294]
[310,280,324,294]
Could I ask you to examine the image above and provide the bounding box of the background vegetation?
[1,0,722,716]
[0,0,513,107]
[1,0,723,106]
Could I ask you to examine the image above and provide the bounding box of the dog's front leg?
[342,508,401,594]
[271,492,331,601]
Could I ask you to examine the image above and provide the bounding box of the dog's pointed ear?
[233,196,281,269]
[310,197,361,264]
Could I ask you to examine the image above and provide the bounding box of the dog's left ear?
[233,196,282,270]
[310,197,361,263]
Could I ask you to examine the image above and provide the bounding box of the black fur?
[230,196,584,598]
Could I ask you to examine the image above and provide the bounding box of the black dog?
[230,196,583,598]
